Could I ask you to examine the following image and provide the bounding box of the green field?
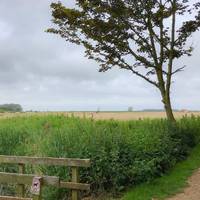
[0,115,200,199]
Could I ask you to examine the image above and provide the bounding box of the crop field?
[68,111,200,120]
[0,111,200,121]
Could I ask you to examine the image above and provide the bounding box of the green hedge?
[0,115,200,199]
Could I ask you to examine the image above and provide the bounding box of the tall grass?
[0,115,200,199]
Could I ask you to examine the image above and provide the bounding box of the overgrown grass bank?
[0,115,199,199]
[123,143,200,200]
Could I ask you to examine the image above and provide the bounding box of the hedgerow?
[0,115,199,199]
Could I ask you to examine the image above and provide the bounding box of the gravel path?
[166,169,200,200]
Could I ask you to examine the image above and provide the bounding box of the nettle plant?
[47,0,200,121]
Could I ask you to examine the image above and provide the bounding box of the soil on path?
[166,169,200,200]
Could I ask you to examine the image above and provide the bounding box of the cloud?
[0,0,199,111]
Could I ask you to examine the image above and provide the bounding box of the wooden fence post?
[17,164,25,197]
[71,167,79,200]
[32,194,41,200]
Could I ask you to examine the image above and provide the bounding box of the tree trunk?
[162,92,176,122]
[157,69,176,122]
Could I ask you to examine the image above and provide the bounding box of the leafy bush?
[0,115,200,199]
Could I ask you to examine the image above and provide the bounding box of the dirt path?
[166,169,200,200]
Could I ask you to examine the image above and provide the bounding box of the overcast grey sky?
[0,0,199,111]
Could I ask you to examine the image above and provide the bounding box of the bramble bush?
[0,115,200,199]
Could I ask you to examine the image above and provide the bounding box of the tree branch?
[166,0,176,92]
[172,66,186,75]
[117,57,159,88]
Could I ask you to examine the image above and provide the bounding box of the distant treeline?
[0,104,23,112]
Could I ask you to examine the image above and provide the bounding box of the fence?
[0,155,91,200]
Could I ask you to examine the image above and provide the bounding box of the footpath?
[167,168,200,200]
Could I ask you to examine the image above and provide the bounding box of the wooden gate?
[0,155,90,200]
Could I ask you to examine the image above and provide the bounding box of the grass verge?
[123,143,200,200]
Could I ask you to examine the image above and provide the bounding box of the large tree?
[47,0,200,121]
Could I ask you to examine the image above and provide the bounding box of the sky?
[0,0,199,111]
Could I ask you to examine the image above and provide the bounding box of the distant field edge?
[0,111,200,121]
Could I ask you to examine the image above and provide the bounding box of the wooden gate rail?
[0,155,91,200]
[0,197,32,200]
[0,155,90,167]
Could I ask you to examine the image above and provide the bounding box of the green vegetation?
[0,115,200,199]
[123,143,200,200]
[0,104,23,112]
